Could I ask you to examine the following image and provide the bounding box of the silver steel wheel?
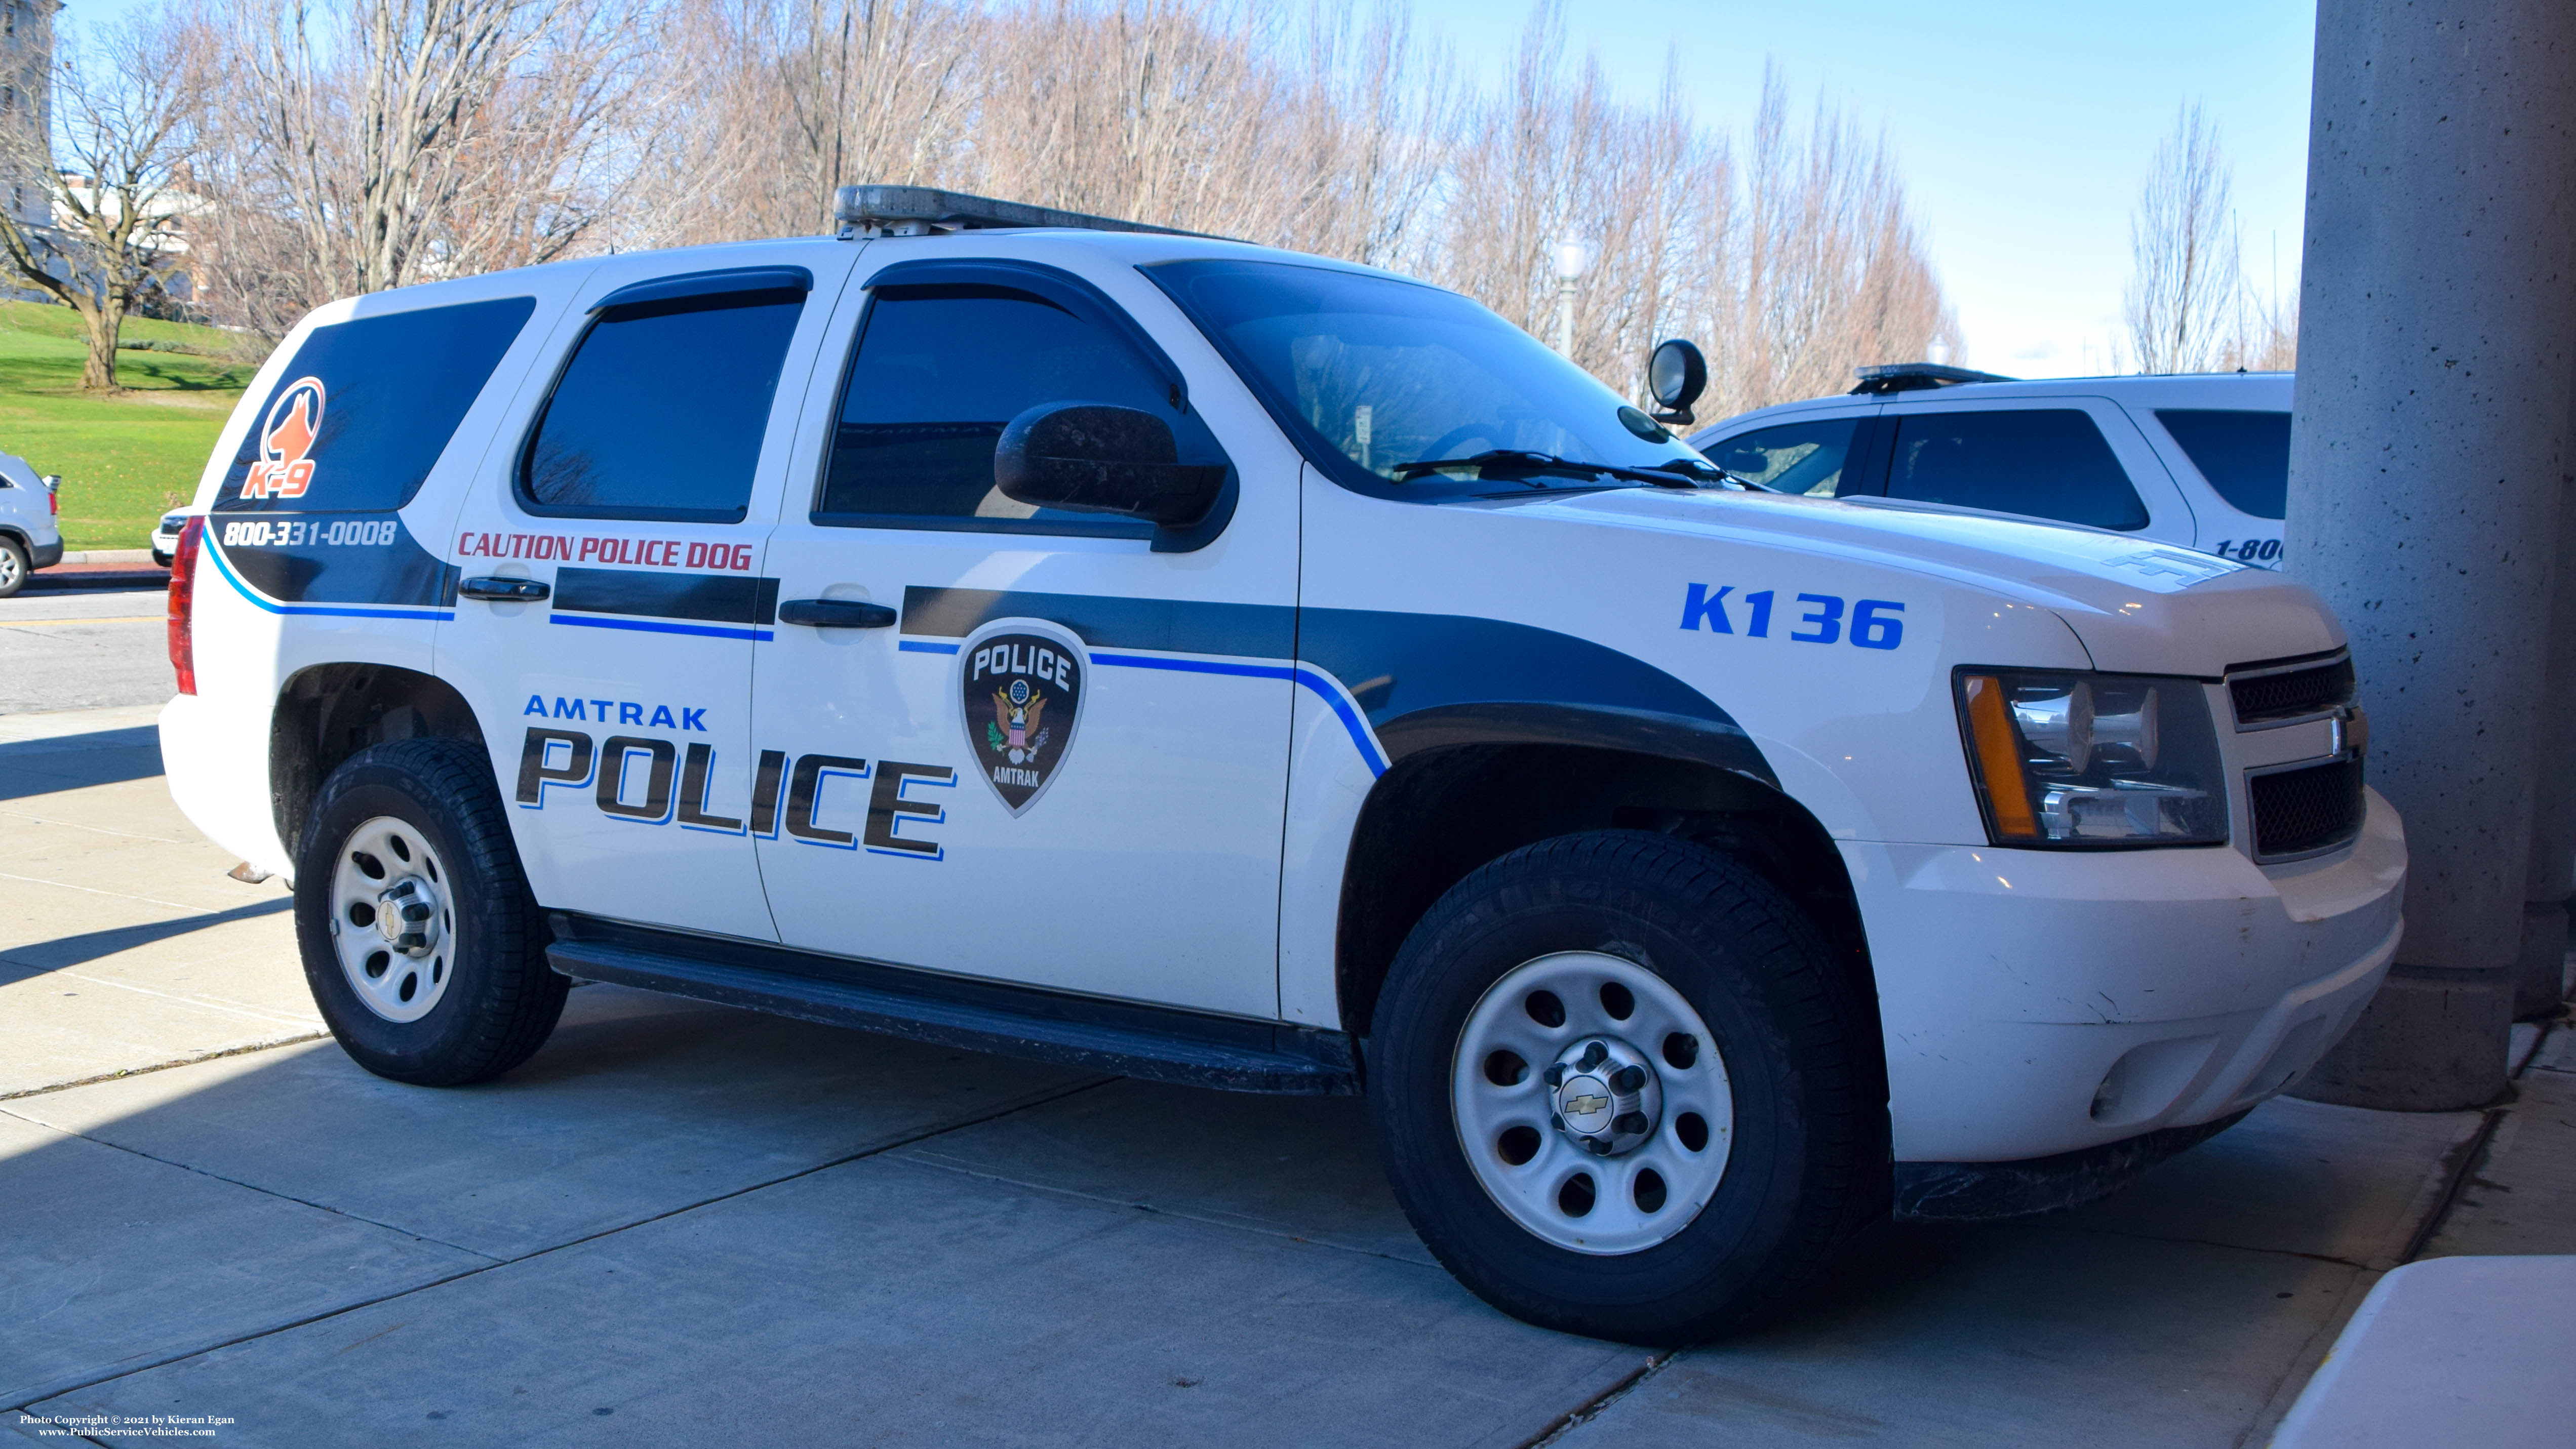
[325,815,456,1024]
[0,545,23,591]
[1452,950,1735,1255]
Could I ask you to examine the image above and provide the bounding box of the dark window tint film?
[2157,409,2289,520]
[1710,418,1861,496]
[215,296,536,512]
[1885,409,2148,531]
[523,293,804,521]
[818,285,1219,536]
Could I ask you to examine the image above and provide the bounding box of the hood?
[1527,488,2345,676]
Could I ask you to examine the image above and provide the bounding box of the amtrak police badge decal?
[959,619,1086,815]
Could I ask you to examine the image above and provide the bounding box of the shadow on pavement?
[0,895,293,982]
[0,726,163,799]
[0,981,2484,1448]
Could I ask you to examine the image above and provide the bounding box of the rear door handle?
[777,598,897,629]
[460,576,550,601]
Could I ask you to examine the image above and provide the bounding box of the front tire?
[1369,830,1884,1344]
[294,738,567,1085]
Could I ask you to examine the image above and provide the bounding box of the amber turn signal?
[1960,673,2040,841]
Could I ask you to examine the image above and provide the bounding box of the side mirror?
[994,403,1226,528]
[1647,339,1708,425]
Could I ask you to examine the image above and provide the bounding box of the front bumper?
[1848,787,2405,1164]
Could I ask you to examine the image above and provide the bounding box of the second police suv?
[159,187,2402,1343]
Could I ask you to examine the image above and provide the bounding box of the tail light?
[169,516,206,695]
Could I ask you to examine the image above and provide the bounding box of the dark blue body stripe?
[549,614,774,642]
[1087,651,1390,774]
[205,539,452,621]
[551,567,780,626]
[900,586,1743,743]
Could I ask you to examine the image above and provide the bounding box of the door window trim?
[514,284,814,525]
[804,257,1236,549]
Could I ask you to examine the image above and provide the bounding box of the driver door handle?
[778,598,897,629]
[460,576,550,601]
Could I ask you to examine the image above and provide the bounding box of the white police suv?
[1690,366,2293,570]
[159,187,2401,1343]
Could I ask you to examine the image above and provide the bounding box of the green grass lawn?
[0,301,268,550]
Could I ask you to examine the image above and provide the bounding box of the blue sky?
[1408,0,2319,376]
[59,0,2316,377]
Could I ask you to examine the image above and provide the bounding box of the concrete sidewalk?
[3,703,2567,1447]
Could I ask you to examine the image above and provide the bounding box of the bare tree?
[642,0,977,248]
[1688,67,1955,414]
[0,11,204,390]
[2123,102,2239,374]
[166,0,1959,403]
[186,0,653,335]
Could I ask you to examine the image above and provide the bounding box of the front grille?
[2231,657,2355,726]
[2251,756,2366,859]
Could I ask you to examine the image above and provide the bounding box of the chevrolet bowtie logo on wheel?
[1563,1093,1610,1116]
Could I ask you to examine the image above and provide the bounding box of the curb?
[56,548,158,566]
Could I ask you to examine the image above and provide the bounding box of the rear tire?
[0,536,28,597]
[1368,830,1884,1344]
[294,738,566,1085]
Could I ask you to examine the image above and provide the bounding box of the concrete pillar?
[2518,465,2576,1018]
[2285,0,2576,1111]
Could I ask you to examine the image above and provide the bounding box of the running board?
[543,914,1357,1096]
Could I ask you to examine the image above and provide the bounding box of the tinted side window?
[819,285,1223,536]
[522,293,805,522]
[2156,409,2289,520]
[215,296,535,512]
[1711,418,1861,496]
[1885,409,2148,531]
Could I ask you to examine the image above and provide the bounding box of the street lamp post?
[1552,238,1592,357]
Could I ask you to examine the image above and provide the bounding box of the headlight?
[1954,668,2227,848]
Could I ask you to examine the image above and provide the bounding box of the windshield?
[1145,258,1711,499]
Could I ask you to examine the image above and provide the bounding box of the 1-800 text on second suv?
[161,188,2400,1343]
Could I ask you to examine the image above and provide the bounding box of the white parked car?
[152,509,191,568]
[1690,366,2292,569]
[157,188,2398,1343]
[0,452,64,597]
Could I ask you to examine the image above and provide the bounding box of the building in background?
[1,0,58,234]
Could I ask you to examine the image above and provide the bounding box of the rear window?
[1884,409,2148,531]
[522,292,804,522]
[2156,409,2289,520]
[215,297,535,512]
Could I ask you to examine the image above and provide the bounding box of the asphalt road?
[0,579,176,716]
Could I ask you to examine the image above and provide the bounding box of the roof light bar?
[831,185,1218,242]
[1850,362,2017,395]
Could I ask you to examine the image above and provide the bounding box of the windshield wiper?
[1391,450,1708,489]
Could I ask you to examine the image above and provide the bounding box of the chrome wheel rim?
[1453,950,1735,1254]
[0,547,21,588]
[326,815,456,1024]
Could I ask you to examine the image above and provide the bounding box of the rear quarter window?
[214,297,537,513]
[2155,409,2289,520]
